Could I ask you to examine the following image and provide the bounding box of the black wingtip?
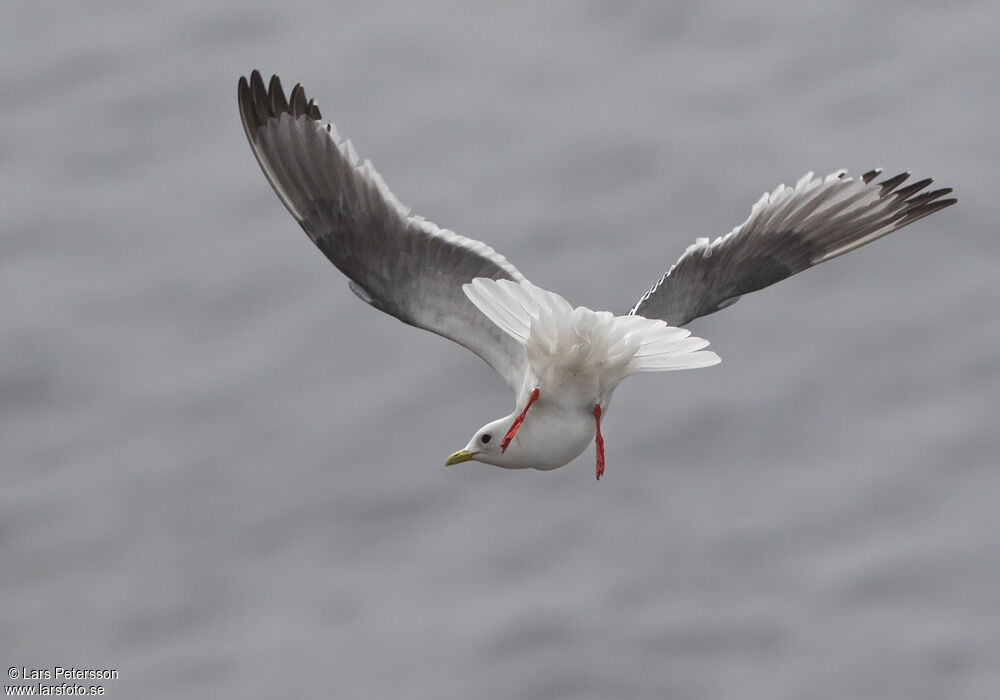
[237,71,324,126]
[269,74,288,114]
[289,83,307,117]
[878,171,910,194]
[898,197,957,227]
[237,76,250,111]
[907,187,954,208]
[249,70,268,110]
[894,177,934,200]
[306,98,322,120]
[861,168,883,184]
[237,73,261,134]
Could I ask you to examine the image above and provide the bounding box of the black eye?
[480,433,492,444]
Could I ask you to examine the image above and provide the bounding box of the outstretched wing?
[629,169,956,327]
[238,71,528,389]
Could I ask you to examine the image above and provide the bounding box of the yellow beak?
[444,449,476,466]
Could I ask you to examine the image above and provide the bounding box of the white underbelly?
[514,403,596,471]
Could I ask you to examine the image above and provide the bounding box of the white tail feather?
[628,349,721,372]
[463,279,721,380]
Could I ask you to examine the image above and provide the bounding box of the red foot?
[594,404,605,480]
[501,387,540,453]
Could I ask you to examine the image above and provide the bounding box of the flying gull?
[237,71,956,480]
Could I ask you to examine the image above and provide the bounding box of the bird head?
[445,416,524,469]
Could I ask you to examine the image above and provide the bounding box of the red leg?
[501,387,540,453]
[594,404,605,480]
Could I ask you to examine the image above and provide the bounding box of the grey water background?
[2,1,998,698]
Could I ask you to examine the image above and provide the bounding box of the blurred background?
[2,1,998,698]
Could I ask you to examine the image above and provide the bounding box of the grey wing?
[238,71,527,389]
[629,169,956,327]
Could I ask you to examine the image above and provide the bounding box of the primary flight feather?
[238,70,956,479]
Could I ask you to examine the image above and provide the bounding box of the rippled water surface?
[2,2,998,698]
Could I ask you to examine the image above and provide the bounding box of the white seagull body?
[238,71,956,479]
